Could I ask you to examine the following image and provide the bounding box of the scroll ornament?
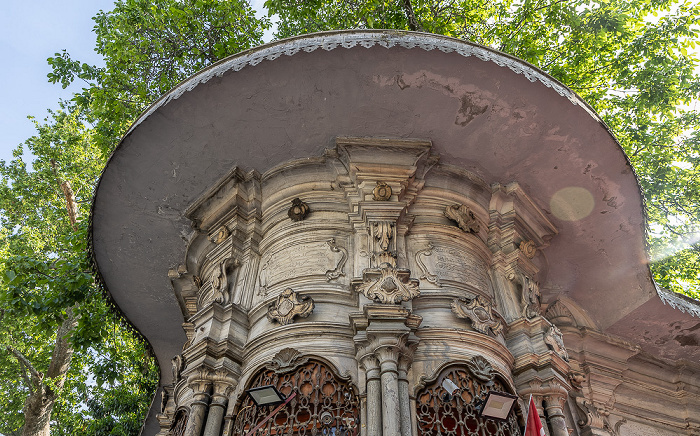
[519,240,536,258]
[509,271,541,319]
[444,204,480,233]
[354,265,420,304]
[544,324,569,361]
[325,238,348,281]
[210,258,239,306]
[415,243,440,286]
[267,288,314,325]
[451,295,503,336]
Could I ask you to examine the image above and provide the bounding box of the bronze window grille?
[416,366,522,436]
[232,360,360,436]
[170,409,188,436]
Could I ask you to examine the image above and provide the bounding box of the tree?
[265,0,700,299]
[0,1,269,434]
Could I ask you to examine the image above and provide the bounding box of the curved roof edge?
[126,30,603,137]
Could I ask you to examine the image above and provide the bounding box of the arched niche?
[232,356,360,436]
[416,360,522,436]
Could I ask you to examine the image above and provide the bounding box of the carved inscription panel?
[258,239,347,294]
[412,240,490,292]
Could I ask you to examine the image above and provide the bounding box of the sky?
[0,0,273,164]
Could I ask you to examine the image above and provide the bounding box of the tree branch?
[402,0,422,31]
[6,346,42,393]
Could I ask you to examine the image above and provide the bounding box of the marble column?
[397,356,412,436]
[203,383,229,436]
[184,381,211,436]
[376,345,402,436]
[362,355,382,436]
[545,395,569,436]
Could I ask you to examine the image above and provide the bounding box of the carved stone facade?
[91,31,700,436]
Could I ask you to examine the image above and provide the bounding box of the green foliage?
[266,0,700,299]
[1,1,269,433]
[49,0,270,154]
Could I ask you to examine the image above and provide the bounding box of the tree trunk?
[21,310,77,436]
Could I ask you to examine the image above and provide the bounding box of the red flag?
[524,396,546,436]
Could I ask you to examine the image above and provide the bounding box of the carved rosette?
[267,288,314,325]
[288,198,310,221]
[544,324,569,361]
[354,265,420,304]
[372,181,392,201]
[465,356,494,384]
[444,204,480,233]
[451,295,503,336]
[519,240,536,258]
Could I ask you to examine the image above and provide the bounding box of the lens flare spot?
[550,187,595,221]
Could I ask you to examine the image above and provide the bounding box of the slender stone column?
[361,355,382,436]
[545,395,569,436]
[184,381,211,436]
[203,383,229,436]
[397,356,412,436]
[376,345,402,436]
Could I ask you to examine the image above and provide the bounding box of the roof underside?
[90,31,699,388]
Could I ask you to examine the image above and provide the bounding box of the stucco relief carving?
[545,300,576,326]
[373,221,394,253]
[257,240,349,294]
[288,198,309,221]
[451,295,503,336]
[208,226,230,244]
[372,181,392,201]
[354,265,420,304]
[509,270,541,318]
[575,397,625,436]
[415,243,440,286]
[267,288,314,325]
[209,258,239,306]
[267,348,309,374]
[544,324,569,361]
[444,204,480,233]
[519,240,536,258]
[325,238,347,281]
[465,356,494,384]
[171,355,184,384]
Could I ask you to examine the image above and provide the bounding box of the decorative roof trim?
[657,285,700,319]
[126,30,599,136]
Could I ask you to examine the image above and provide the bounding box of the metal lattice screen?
[416,366,522,436]
[232,360,360,436]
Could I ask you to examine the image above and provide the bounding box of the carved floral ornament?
[509,270,541,319]
[288,198,309,221]
[372,181,392,201]
[519,240,536,258]
[444,204,480,233]
[354,265,420,304]
[465,355,495,384]
[267,288,314,325]
[451,295,504,336]
[208,225,230,244]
